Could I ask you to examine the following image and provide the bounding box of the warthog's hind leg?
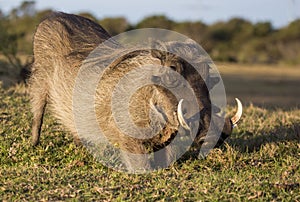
[30,78,47,146]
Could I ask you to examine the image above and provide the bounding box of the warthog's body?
[30,12,241,170]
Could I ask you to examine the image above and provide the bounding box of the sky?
[0,0,300,28]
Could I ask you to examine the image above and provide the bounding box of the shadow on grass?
[0,59,31,88]
[227,123,300,153]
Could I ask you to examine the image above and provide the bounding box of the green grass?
[0,83,299,201]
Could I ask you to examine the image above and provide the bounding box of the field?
[0,64,300,201]
[219,63,300,109]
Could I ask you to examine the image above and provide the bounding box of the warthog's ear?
[168,39,211,64]
[208,76,220,90]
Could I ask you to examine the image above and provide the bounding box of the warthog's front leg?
[121,151,151,173]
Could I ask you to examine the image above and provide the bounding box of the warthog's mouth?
[142,98,243,153]
[177,98,243,131]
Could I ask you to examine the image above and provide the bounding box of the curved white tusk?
[177,99,191,130]
[231,98,243,127]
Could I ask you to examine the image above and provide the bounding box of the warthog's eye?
[169,65,177,71]
[151,64,183,88]
[161,71,182,88]
[151,75,161,84]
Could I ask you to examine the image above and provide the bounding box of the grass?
[0,81,300,201]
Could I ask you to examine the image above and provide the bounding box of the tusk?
[177,99,191,130]
[231,98,243,127]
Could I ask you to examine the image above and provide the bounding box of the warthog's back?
[33,12,111,62]
[30,12,112,136]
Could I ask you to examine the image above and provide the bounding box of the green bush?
[1,1,300,65]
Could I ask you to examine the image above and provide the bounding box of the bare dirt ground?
[1,61,299,109]
[218,63,300,109]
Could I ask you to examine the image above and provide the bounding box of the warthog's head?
[93,39,242,155]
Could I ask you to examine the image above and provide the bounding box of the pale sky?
[0,0,300,28]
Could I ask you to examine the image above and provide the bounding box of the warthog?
[29,12,242,171]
